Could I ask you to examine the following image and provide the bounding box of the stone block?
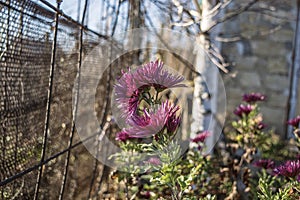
[261,106,287,135]
[238,71,261,87]
[262,12,289,25]
[261,106,285,122]
[222,43,240,57]
[270,29,295,42]
[234,56,259,70]
[223,40,253,57]
[251,40,288,57]
[227,88,243,100]
[266,91,289,108]
[226,104,239,118]
[264,74,289,91]
[267,57,289,74]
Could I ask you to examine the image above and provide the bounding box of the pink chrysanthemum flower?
[233,104,253,118]
[124,101,180,138]
[166,111,181,133]
[256,122,266,130]
[115,130,131,142]
[114,69,140,119]
[125,112,166,138]
[191,130,210,143]
[128,110,151,126]
[135,60,186,91]
[114,60,185,121]
[287,115,300,128]
[273,160,300,178]
[253,159,274,169]
[242,93,266,103]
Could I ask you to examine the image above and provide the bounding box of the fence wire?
[0,0,196,199]
[0,0,114,199]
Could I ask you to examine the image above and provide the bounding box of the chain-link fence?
[0,0,118,199]
[0,0,196,199]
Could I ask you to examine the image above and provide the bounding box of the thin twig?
[206,0,259,32]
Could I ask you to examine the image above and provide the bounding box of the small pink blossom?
[242,93,266,103]
[234,104,253,118]
[135,60,186,90]
[191,131,210,143]
[256,122,266,130]
[273,160,300,178]
[253,159,274,169]
[166,113,181,133]
[114,70,140,119]
[287,115,300,128]
[129,110,151,126]
[114,60,185,121]
[115,131,131,142]
[124,101,180,138]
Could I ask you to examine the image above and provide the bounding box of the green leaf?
[177,175,187,190]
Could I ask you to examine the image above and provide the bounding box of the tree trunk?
[128,0,143,65]
[192,0,223,152]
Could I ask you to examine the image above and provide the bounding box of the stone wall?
[220,0,298,137]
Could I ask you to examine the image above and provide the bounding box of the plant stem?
[124,175,129,200]
[155,90,159,101]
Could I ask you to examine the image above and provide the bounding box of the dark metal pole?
[286,0,300,138]
[58,0,89,199]
[33,1,61,199]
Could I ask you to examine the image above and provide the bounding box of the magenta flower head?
[191,131,210,143]
[116,130,131,142]
[242,92,266,103]
[165,103,181,133]
[135,60,186,91]
[166,114,181,133]
[253,159,274,169]
[114,69,140,119]
[114,60,185,122]
[234,104,253,118]
[123,101,180,138]
[287,115,300,128]
[273,160,300,178]
[129,110,151,126]
[256,122,266,130]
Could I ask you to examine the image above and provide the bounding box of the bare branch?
[171,20,195,27]
[110,0,122,36]
[205,0,258,32]
[172,0,184,18]
[192,0,201,13]
[203,0,232,19]
[215,23,284,42]
[144,9,202,76]
[246,9,296,21]
[145,8,229,73]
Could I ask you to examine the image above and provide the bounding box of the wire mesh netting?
[0,0,113,199]
[0,1,194,199]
